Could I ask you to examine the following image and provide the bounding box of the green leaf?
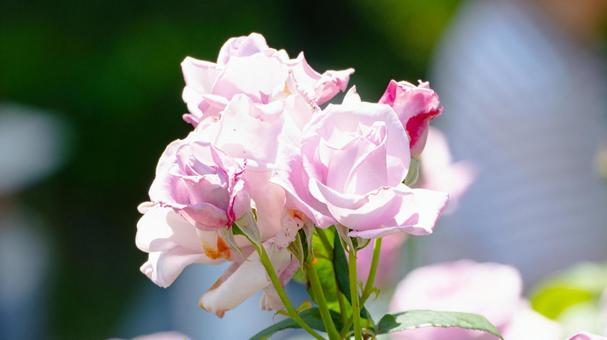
[311,228,334,259]
[333,232,351,299]
[352,237,371,250]
[376,310,502,339]
[298,228,341,314]
[530,262,607,320]
[530,284,595,320]
[250,308,342,340]
[332,231,372,321]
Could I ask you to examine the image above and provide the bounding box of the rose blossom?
[379,80,443,158]
[181,32,353,126]
[274,87,448,238]
[136,129,309,315]
[136,33,346,314]
[147,130,249,230]
[390,261,562,340]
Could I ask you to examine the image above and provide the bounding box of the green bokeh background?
[0,1,458,338]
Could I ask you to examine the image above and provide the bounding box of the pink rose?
[192,91,318,238]
[148,131,249,230]
[379,80,443,158]
[136,129,309,314]
[390,261,561,340]
[181,33,353,126]
[274,88,448,238]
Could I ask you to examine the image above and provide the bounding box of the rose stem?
[348,248,363,340]
[254,241,324,339]
[306,257,340,340]
[360,237,382,304]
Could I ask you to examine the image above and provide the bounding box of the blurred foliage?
[0,0,458,338]
[530,262,607,334]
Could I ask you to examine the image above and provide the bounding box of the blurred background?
[1,0,606,339]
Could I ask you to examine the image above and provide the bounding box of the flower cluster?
[135,33,447,319]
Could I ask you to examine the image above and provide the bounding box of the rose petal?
[217,32,269,65]
[136,207,222,287]
[199,242,291,317]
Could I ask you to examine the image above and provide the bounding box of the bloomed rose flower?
[379,80,443,158]
[274,87,448,238]
[136,129,309,315]
[181,33,353,126]
[389,261,562,340]
[148,130,249,230]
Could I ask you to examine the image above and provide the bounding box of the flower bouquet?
[135,33,501,339]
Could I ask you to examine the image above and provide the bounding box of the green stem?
[336,288,347,325]
[306,260,340,340]
[348,248,363,340]
[340,318,353,338]
[254,242,324,340]
[360,237,382,304]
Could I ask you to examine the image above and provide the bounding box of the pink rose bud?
[379,80,443,158]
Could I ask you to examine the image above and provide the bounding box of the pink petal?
[199,242,292,317]
[217,32,269,65]
[136,207,224,287]
[344,187,448,238]
[379,80,443,157]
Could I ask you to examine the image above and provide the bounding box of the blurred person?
[0,104,68,339]
[418,0,607,284]
[418,0,607,286]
